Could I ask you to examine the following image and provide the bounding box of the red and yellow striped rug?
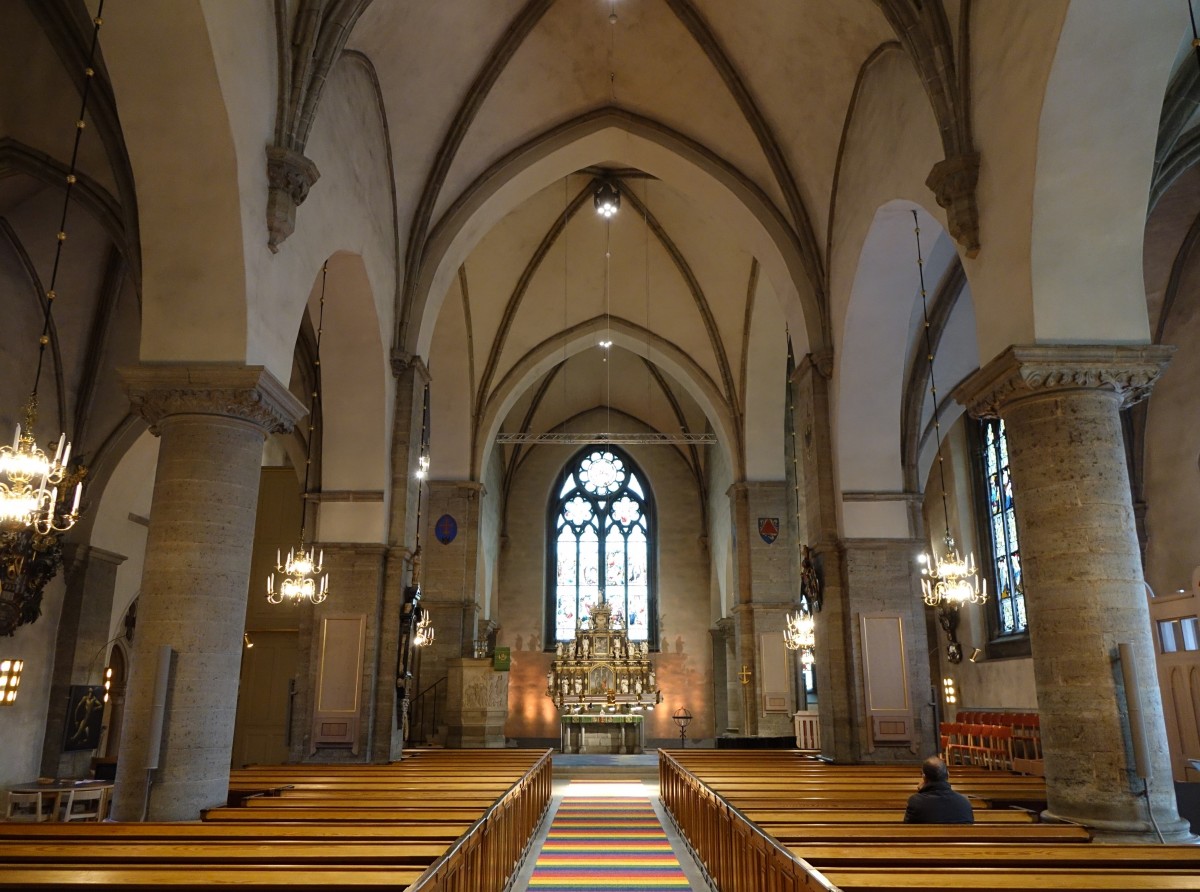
[528,794,692,890]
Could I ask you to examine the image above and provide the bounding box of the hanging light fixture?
[267,262,331,605]
[594,181,620,218]
[0,7,105,636]
[0,659,24,705]
[413,611,435,648]
[783,609,815,668]
[403,383,434,648]
[911,210,986,611]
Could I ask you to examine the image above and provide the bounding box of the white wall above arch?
[1029,0,1180,345]
[836,201,966,539]
[313,252,390,544]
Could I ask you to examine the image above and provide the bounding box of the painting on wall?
[63,684,106,751]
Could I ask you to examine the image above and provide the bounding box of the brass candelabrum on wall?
[546,597,661,714]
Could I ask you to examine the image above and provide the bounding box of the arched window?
[981,419,1027,636]
[547,447,656,647]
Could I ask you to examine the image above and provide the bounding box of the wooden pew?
[818,867,1200,891]
[762,824,1091,845]
[0,840,448,865]
[788,843,1200,870]
[0,865,426,890]
[658,750,1200,892]
[0,822,473,843]
[202,806,491,822]
[739,807,1036,823]
[0,748,553,890]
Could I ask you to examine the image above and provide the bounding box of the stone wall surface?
[499,428,713,744]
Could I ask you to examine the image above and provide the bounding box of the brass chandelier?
[911,210,986,611]
[0,6,104,635]
[783,609,815,668]
[267,262,331,605]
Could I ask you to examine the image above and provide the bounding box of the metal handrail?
[410,675,447,746]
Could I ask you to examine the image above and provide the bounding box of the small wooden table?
[8,779,112,822]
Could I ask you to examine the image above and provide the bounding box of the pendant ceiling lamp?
[911,211,986,612]
[268,262,331,605]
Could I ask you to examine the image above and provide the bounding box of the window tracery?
[548,448,655,646]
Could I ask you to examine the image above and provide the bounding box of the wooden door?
[231,631,298,767]
[1148,580,1200,781]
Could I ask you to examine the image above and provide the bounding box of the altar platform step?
[554,753,659,786]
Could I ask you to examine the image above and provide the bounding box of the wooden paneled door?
[232,631,298,767]
[1148,581,1200,781]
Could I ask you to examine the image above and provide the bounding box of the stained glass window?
[548,448,655,645]
[982,419,1026,635]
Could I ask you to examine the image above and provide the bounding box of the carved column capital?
[926,152,980,258]
[954,344,1176,419]
[120,364,308,436]
[266,145,320,253]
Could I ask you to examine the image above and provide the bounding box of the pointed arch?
[400,109,826,364]
[476,315,738,480]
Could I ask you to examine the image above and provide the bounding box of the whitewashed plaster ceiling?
[365,0,895,483]
[4,0,1200,513]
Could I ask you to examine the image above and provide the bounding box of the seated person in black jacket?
[903,756,975,823]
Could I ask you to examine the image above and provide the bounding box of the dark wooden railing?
[659,750,837,892]
[407,748,553,892]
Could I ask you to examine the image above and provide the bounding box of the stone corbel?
[266,145,320,253]
[390,350,431,384]
[926,153,980,258]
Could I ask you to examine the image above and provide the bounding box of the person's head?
[921,756,949,784]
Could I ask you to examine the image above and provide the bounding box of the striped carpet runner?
[528,794,692,890]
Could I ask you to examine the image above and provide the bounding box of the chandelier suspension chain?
[267,262,331,604]
[32,1,106,399]
[1189,0,1200,76]
[911,210,985,620]
[299,261,328,546]
[605,214,612,434]
[912,210,953,543]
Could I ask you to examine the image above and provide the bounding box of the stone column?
[112,365,304,821]
[380,355,429,758]
[956,345,1192,842]
[791,353,859,761]
[710,619,735,734]
[727,480,795,737]
[40,545,126,778]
